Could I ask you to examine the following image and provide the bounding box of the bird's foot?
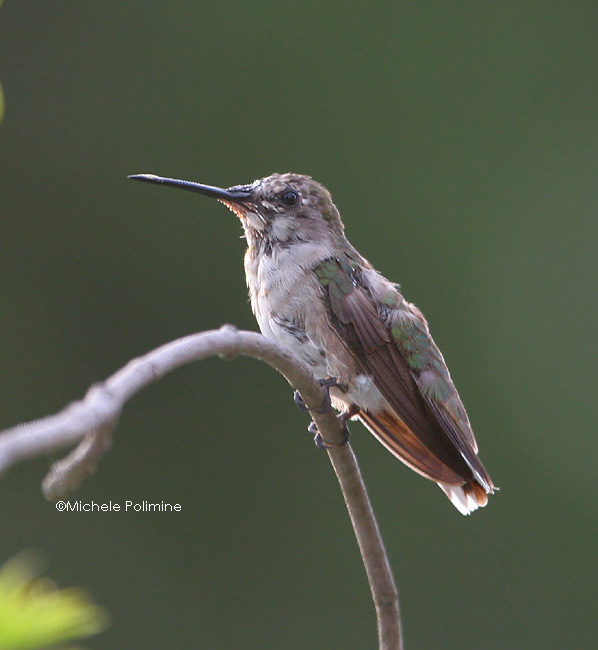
[293,377,343,414]
[293,390,310,411]
[308,404,360,449]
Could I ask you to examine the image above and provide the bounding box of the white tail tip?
[438,482,488,515]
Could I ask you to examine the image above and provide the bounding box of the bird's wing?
[313,257,493,490]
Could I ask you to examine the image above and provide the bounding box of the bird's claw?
[308,420,351,449]
[294,377,342,414]
[293,390,309,411]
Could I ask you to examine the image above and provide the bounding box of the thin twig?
[0,325,402,649]
[328,444,402,649]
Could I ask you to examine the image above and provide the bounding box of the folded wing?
[314,257,495,510]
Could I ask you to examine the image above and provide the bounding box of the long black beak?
[128,174,253,202]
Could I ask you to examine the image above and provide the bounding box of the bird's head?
[129,172,345,245]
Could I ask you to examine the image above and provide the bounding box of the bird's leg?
[309,403,361,449]
[293,377,343,414]
[294,378,358,448]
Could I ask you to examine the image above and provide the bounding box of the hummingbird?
[129,172,495,515]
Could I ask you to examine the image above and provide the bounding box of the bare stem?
[0,325,402,649]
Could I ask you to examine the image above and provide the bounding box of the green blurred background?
[1,2,596,648]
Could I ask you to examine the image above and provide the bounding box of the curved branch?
[0,325,402,650]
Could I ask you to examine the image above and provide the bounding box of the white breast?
[245,242,335,376]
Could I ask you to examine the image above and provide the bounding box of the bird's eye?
[280,190,299,207]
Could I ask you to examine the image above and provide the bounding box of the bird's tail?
[358,409,494,516]
[438,480,489,516]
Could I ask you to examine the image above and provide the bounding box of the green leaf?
[0,553,109,650]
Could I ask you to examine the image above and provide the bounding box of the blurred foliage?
[0,553,108,650]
